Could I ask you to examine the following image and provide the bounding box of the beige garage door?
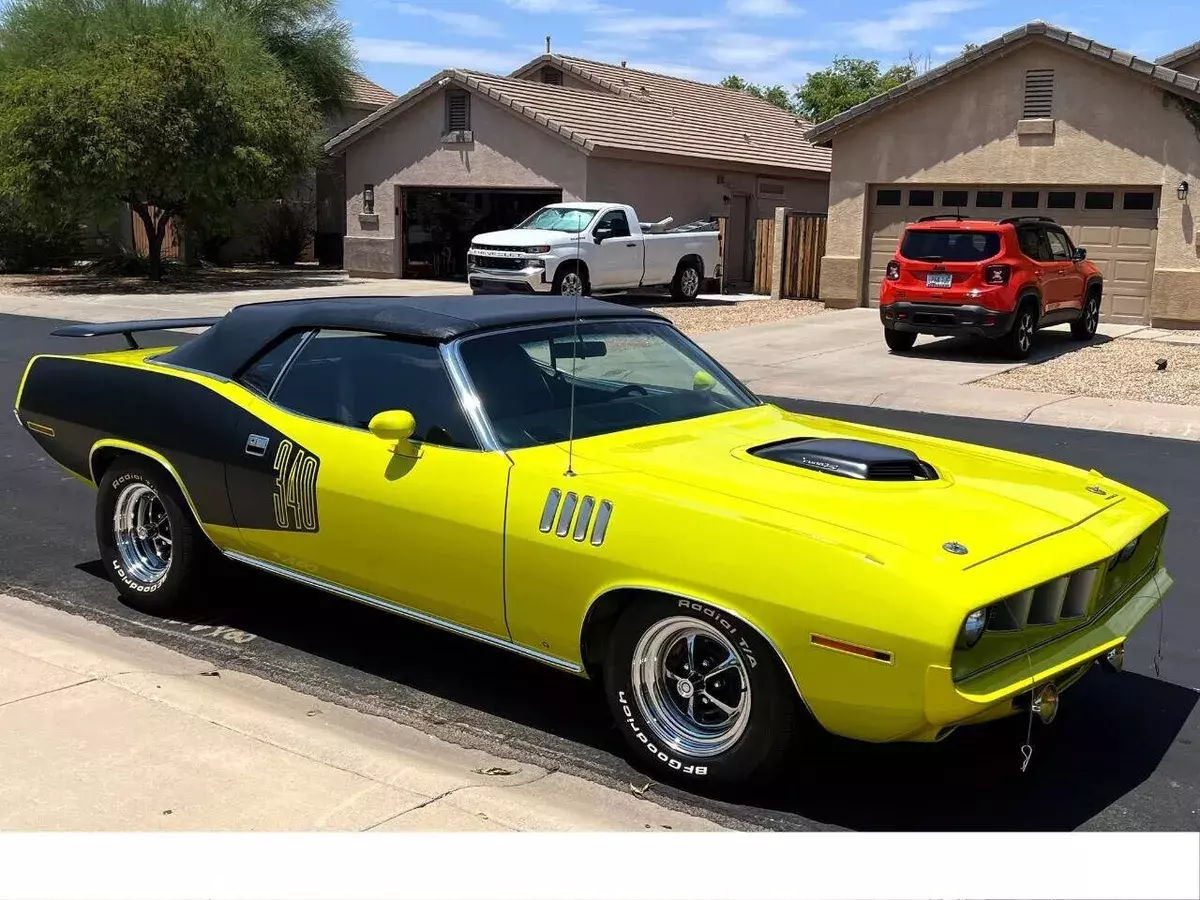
[864,186,1159,323]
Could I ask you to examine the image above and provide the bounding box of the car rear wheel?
[670,261,702,302]
[884,328,917,352]
[1002,304,1037,360]
[96,458,209,615]
[1071,290,1101,340]
[603,597,804,784]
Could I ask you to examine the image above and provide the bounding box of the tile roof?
[325,56,830,176]
[1156,39,1200,69]
[806,21,1200,146]
[347,73,398,108]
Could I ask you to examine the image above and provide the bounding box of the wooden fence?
[780,212,826,300]
[131,206,181,260]
[753,217,775,295]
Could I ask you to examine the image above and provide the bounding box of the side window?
[270,330,477,448]
[596,210,631,238]
[1045,229,1072,261]
[237,331,308,397]
[1016,226,1043,260]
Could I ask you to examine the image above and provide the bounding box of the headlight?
[524,259,545,269]
[526,245,551,253]
[957,608,987,649]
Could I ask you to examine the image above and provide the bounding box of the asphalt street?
[2,311,1197,831]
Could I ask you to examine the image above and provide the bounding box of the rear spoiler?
[51,318,220,350]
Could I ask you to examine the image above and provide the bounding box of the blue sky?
[348,0,1196,96]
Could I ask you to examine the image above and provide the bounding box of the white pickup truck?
[467,202,721,300]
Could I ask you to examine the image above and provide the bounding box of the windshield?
[457,320,759,449]
[516,207,598,233]
[900,230,1001,262]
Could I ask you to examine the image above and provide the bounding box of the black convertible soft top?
[152,294,665,379]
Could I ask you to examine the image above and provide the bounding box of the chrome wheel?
[1016,312,1034,353]
[559,271,584,296]
[630,617,751,758]
[680,267,700,298]
[113,482,172,583]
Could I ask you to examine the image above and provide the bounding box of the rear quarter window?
[899,230,1001,262]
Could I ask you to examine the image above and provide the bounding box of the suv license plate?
[925,273,953,288]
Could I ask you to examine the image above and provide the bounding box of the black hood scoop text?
[750,438,939,482]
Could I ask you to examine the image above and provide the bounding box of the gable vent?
[541,67,563,86]
[446,90,470,131]
[1022,69,1054,119]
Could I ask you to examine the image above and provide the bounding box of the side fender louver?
[539,488,613,546]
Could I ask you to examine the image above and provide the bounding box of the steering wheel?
[613,384,650,399]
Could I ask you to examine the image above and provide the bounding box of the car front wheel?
[96,458,209,615]
[603,597,804,784]
[1071,290,1101,340]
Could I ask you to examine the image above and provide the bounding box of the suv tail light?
[984,264,1011,285]
[885,260,900,281]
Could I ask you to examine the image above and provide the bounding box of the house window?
[1047,191,1076,209]
[975,190,1004,207]
[446,90,470,132]
[941,189,969,207]
[1023,69,1054,118]
[1084,191,1114,210]
[363,184,375,215]
[541,67,563,86]
[908,189,935,206]
[758,180,786,198]
[1124,191,1155,210]
[875,188,901,206]
[1011,190,1039,208]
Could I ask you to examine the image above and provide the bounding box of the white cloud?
[703,33,834,68]
[843,0,984,52]
[392,2,495,37]
[725,0,804,16]
[356,38,528,71]
[587,16,723,37]
[504,0,603,12]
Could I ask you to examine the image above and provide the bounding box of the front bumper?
[882,302,1014,338]
[468,266,552,295]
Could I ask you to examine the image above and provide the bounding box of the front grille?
[469,254,525,271]
[473,243,520,253]
[987,567,1099,631]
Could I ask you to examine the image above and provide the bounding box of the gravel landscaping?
[630,296,827,335]
[981,338,1200,406]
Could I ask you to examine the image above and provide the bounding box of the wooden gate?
[780,212,826,299]
[752,217,775,295]
[131,205,181,260]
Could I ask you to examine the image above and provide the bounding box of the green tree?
[795,56,917,123]
[0,0,323,277]
[720,74,800,115]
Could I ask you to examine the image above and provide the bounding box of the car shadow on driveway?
[71,556,1197,832]
[902,330,1114,366]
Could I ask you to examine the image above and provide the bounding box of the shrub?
[259,200,313,266]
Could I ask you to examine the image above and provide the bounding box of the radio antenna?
[564,208,582,477]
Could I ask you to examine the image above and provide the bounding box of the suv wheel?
[1071,290,1101,340]
[884,329,917,352]
[1003,304,1037,360]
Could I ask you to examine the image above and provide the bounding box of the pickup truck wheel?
[670,262,702,302]
[603,597,802,785]
[553,265,588,297]
[884,328,917,352]
[96,459,209,616]
[1071,290,1101,340]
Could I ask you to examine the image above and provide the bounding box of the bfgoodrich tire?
[603,596,804,785]
[95,458,210,616]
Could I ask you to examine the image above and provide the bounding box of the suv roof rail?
[915,214,966,222]
[998,215,1057,225]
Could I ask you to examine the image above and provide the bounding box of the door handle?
[625,242,636,247]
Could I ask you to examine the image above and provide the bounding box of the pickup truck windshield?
[516,207,599,233]
[458,320,759,449]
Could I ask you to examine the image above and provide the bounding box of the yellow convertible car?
[14,296,1171,783]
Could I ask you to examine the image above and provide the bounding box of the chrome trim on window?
[591,499,613,546]
[572,496,595,541]
[224,550,583,673]
[556,492,578,537]
[146,358,232,383]
[265,329,316,400]
[441,341,503,453]
[539,488,562,533]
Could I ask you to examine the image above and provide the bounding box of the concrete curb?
[0,593,721,832]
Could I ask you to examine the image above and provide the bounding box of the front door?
[225,328,510,637]
[1044,227,1085,314]
[589,208,641,288]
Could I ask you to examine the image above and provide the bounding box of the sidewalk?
[698,309,1200,442]
[0,593,720,832]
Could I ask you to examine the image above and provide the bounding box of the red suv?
[879,215,1103,359]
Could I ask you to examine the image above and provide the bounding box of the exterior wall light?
[1177,180,1189,202]
[363,184,375,215]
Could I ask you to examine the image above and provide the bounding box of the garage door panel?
[866,186,1157,322]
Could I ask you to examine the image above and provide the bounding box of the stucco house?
[807,21,1200,328]
[324,53,831,284]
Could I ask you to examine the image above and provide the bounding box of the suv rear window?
[900,230,1001,262]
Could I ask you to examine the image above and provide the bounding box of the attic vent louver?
[1023,69,1054,118]
[542,67,562,86]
